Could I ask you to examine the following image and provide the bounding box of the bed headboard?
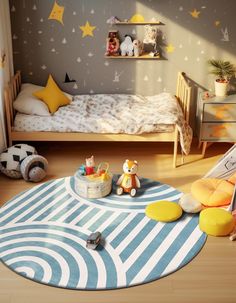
[4,70,21,145]
[175,72,192,124]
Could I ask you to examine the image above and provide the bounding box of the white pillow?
[13,83,73,116]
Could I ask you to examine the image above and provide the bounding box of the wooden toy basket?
[74,162,113,199]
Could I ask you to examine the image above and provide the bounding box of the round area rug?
[0,176,206,290]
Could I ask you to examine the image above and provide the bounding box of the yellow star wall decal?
[48,1,65,25]
[166,44,175,53]
[80,21,96,38]
[190,9,200,18]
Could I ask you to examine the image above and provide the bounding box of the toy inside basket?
[74,162,113,199]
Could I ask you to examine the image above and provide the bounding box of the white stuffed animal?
[120,35,134,56]
[133,39,143,57]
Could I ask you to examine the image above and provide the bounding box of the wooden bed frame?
[4,71,192,168]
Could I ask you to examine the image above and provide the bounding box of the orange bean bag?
[191,178,234,207]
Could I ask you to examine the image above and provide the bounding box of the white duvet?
[14,93,192,154]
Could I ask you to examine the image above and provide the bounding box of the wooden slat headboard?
[175,72,192,124]
[4,70,21,146]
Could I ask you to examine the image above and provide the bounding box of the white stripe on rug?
[0,246,71,287]
[7,256,52,282]
[14,187,68,223]
[97,212,121,233]
[41,196,75,222]
[56,203,83,223]
[131,215,192,284]
[106,213,137,242]
[161,225,203,276]
[82,209,106,230]
[124,222,165,270]
[0,180,64,223]
[69,206,95,226]
[115,216,151,255]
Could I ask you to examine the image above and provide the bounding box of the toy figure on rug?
[78,155,95,176]
[85,155,95,175]
[116,159,140,197]
[105,30,120,56]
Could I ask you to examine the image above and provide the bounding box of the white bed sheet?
[13,93,192,154]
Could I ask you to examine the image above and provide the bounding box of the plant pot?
[214,79,229,97]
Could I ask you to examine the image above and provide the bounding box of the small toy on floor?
[86,231,102,250]
[116,159,140,197]
[0,144,48,182]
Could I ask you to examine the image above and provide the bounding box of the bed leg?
[173,127,178,168]
[181,150,184,165]
[8,138,12,147]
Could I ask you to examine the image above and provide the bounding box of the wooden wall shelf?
[105,53,161,60]
[116,22,164,25]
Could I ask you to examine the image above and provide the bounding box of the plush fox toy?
[116,159,141,197]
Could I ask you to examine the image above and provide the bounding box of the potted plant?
[208,59,236,97]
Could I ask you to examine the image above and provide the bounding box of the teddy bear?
[116,159,141,197]
[105,30,120,56]
[120,35,134,56]
[133,39,143,57]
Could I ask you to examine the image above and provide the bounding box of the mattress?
[13,93,192,154]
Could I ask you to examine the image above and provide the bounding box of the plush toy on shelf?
[133,39,143,57]
[120,35,134,56]
[116,159,141,197]
[105,30,120,56]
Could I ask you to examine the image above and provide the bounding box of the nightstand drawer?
[201,123,236,141]
[203,103,236,122]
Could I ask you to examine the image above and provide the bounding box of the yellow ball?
[145,201,183,222]
[199,208,235,236]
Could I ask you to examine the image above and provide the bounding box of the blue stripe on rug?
[75,208,101,227]
[178,232,206,268]
[2,250,62,285]
[63,204,88,223]
[120,219,157,262]
[0,180,65,225]
[111,213,144,249]
[88,210,113,232]
[145,215,199,280]
[102,212,129,238]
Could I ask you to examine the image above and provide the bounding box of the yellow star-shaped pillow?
[33,75,70,114]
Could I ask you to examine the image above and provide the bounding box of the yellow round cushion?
[199,208,235,236]
[145,201,183,222]
[191,178,234,207]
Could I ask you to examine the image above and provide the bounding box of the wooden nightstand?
[197,92,236,157]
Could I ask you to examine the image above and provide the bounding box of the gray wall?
[9,0,236,97]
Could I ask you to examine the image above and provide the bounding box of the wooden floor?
[0,141,235,303]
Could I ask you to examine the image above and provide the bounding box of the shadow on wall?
[140,0,236,57]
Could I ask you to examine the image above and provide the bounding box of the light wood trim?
[173,126,178,168]
[4,86,13,147]
[5,71,192,167]
[117,22,163,25]
[175,72,192,124]
[105,53,161,59]
[11,131,176,142]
